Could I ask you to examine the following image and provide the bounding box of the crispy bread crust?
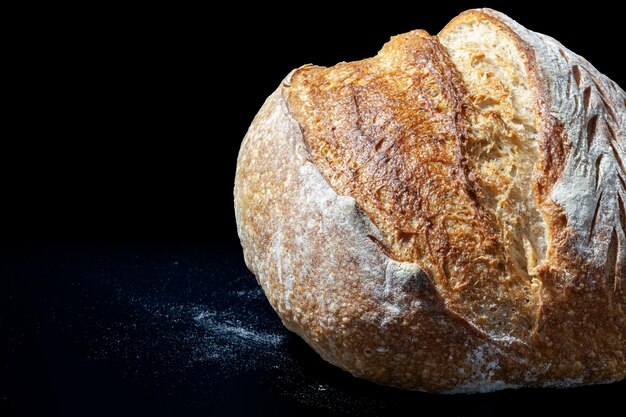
[234,9,626,392]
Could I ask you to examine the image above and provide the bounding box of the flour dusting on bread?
[235,8,626,392]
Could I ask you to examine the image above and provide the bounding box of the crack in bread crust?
[235,8,626,392]
[440,17,547,283]
[285,30,534,342]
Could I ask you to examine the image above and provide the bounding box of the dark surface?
[2,245,625,417]
[3,1,625,416]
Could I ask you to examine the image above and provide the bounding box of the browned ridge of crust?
[285,30,535,342]
[235,8,626,392]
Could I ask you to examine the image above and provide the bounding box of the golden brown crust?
[235,84,527,393]
[235,8,626,392]
[442,10,570,201]
[285,30,535,342]
[451,9,626,385]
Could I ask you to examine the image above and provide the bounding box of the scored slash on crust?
[235,8,626,392]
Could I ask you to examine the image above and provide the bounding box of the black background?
[2,1,625,416]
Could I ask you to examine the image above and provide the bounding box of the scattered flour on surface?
[88,270,383,416]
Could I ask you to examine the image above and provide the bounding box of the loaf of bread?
[234,8,626,392]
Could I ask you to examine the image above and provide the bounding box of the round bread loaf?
[234,8,626,392]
